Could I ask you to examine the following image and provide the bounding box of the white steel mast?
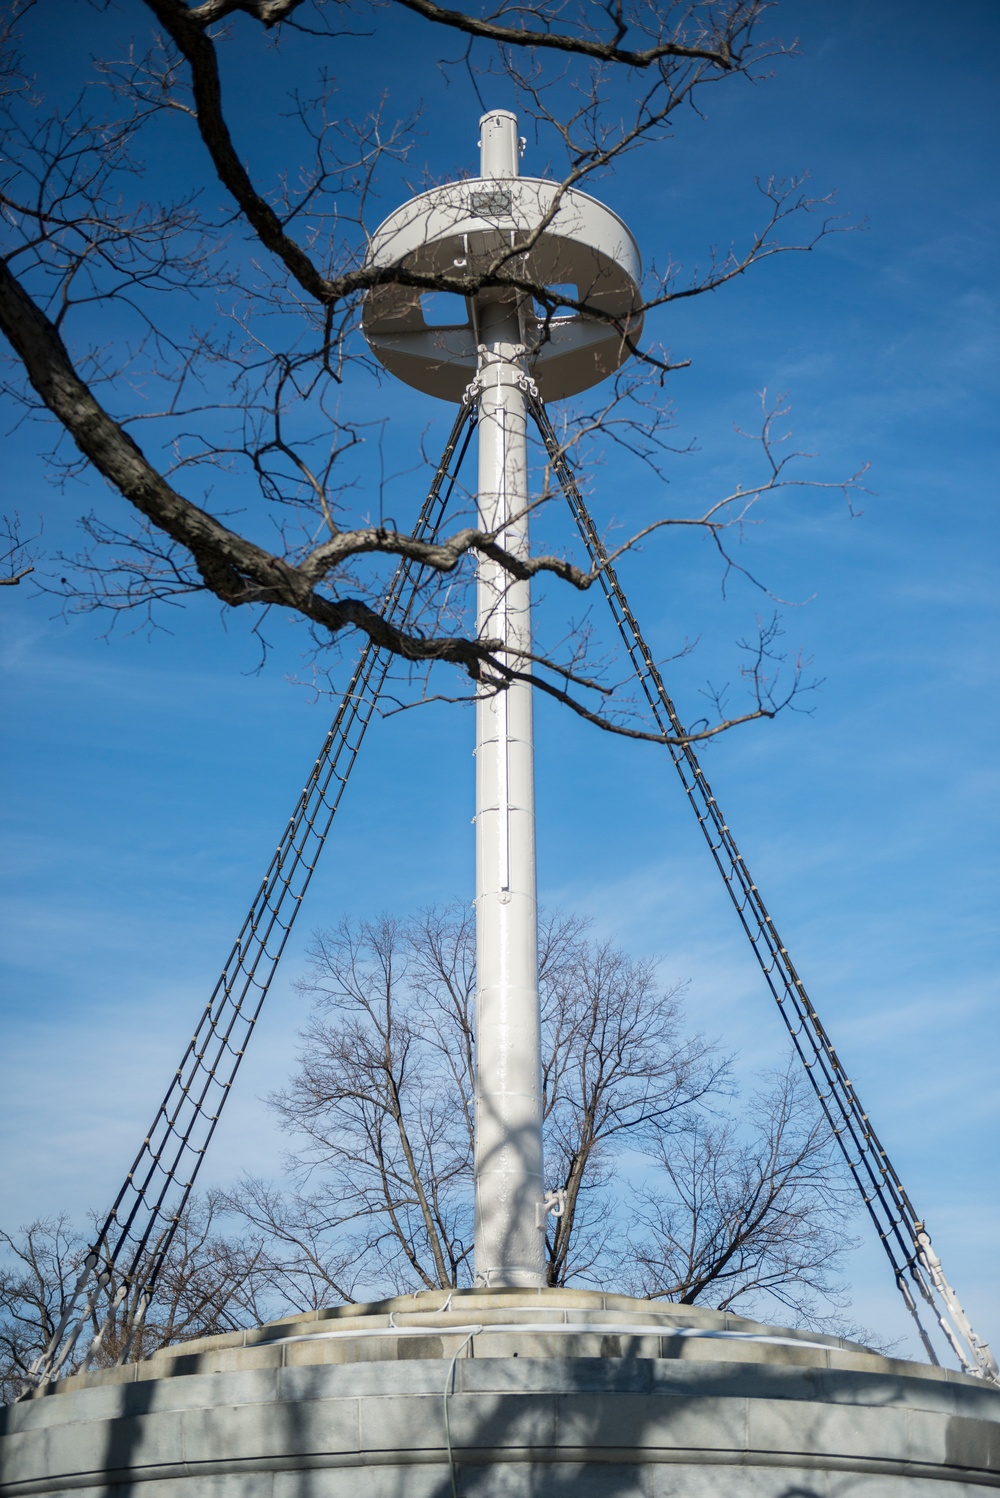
[363,113,643,1288]
[361,105,642,1286]
[472,111,546,1287]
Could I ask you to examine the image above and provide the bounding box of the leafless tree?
[0,1195,270,1402]
[539,924,726,1284]
[0,0,863,743]
[238,908,488,1296]
[226,904,863,1329]
[624,1065,861,1330]
[1,910,875,1394]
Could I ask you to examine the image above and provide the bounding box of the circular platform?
[3,1288,998,1494]
[362,178,644,402]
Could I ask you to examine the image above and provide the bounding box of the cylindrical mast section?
[473,110,546,1287]
[479,107,521,179]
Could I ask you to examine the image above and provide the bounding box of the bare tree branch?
[1,910,881,1377]
[0,1197,270,1402]
[221,903,863,1323]
[0,512,38,585]
[0,0,861,745]
[625,1064,862,1330]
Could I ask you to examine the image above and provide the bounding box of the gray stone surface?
[2,1289,998,1495]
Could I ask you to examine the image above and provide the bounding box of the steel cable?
[22,401,477,1395]
[528,390,996,1383]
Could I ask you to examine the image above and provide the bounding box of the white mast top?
[479,110,521,179]
[363,111,642,403]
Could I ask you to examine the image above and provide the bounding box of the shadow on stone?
[3,1289,998,1496]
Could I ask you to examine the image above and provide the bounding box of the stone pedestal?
[3,1289,998,1494]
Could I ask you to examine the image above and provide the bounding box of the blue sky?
[1,0,997,1360]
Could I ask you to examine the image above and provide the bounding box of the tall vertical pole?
[473,110,546,1288]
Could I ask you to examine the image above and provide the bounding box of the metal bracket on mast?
[535,1189,566,1230]
[524,387,998,1387]
[19,401,478,1398]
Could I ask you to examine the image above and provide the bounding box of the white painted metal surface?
[362,111,641,1289]
[473,111,545,1287]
